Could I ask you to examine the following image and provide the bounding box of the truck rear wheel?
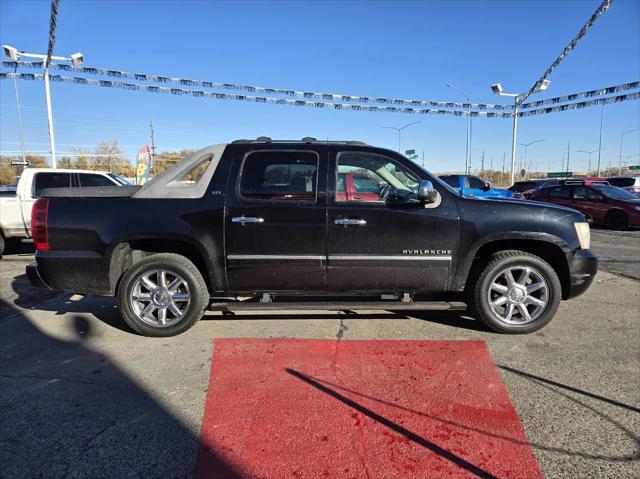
[470,250,561,334]
[117,253,209,337]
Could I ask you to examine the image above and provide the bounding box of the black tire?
[468,250,562,334]
[0,233,4,258]
[117,253,209,337]
[605,210,628,230]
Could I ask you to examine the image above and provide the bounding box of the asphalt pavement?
[0,234,639,478]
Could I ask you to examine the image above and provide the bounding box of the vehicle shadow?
[0,295,241,478]
[14,286,489,334]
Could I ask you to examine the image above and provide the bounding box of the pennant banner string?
[0,61,511,111]
[521,0,613,102]
[1,72,637,118]
[2,61,637,113]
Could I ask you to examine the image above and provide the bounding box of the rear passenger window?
[549,186,571,199]
[77,174,115,188]
[33,173,72,197]
[439,176,458,188]
[239,151,318,201]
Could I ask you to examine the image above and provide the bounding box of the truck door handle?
[232,216,265,224]
[334,218,367,226]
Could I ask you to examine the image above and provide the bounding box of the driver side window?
[335,152,420,203]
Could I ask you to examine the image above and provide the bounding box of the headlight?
[574,222,590,250]
[634,206,640,211]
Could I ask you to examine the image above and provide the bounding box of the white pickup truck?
[0,168,128,255]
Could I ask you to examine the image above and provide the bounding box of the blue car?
[438,174,514,198]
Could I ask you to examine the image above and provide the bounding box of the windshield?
[107,172,131,185]
[593,185,638,200]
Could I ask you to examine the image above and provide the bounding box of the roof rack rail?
[230,139,368,146]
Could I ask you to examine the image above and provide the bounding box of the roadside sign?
[629,165,640,171]
[135,145,152,185]
[548,171,572,178]
[10,160,29,166]
[404,149,418,161]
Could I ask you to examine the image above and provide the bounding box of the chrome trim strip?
[329,255,452,261]
[227,254,325,260]
[227,254,452,261]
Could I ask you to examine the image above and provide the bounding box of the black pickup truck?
[27,138,597,336]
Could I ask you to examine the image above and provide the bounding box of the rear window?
[239,150,318,201]
[77,174,115,188]
[33,172,72,197]
[607,177,637,188]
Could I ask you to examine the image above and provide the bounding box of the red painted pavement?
[198,339,542,479]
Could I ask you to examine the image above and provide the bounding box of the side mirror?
[417,180,438,204]
[482,181,492,191]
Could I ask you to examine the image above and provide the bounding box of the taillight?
[31,198,50,251]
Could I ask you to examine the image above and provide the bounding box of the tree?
[152,149,195,176]
[71,148,91,170]
[0,164,15,185]
[95,140,126,171]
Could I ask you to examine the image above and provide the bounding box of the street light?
[490,79,550,185]
[382,121,422,153]
[618,129,640,175]
[518,140,545,179]
[577,149,597,174]
[447,84,472,174]
[2,44,84,168]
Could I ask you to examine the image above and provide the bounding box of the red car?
[530,181,640,229]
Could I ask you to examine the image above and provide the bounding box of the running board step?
[209,301,467,312]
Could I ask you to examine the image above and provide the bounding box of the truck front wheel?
[117,253,209,336]
[470,250,561,334]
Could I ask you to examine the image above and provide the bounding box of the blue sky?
[1,0,639,173]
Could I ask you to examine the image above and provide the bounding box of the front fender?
[450,231,572,292]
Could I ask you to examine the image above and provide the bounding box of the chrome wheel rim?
[130,269,191,327]
[487,265,549,325]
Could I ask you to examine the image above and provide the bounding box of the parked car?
[529,181,640,229]
[337,172,386,202]
[606,175,640,197]
[0,168,126,255]
[27,138,596,336]
[509,179,559,199]
[439,174,514,198]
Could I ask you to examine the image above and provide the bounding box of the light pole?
[622,153,640,172]
[490,80,550,186]
[618,129,639,175]
[382,121,422,153]
[447,84,472,174]
[8,61,27,168]
[518,140,545,179]
[596,104,604,177]
[3,44,84,169]
[577,149,597,174]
